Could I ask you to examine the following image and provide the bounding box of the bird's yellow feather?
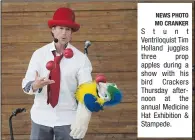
[75,81,105,105]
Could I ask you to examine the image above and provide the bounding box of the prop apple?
[64,48,73,58]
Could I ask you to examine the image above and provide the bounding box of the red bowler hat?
[48,7,80,32]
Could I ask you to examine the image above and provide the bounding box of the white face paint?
[97,82,111,101]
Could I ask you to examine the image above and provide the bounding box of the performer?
[22,7,92,140]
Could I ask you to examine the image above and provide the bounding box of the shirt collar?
[49,41,71,52]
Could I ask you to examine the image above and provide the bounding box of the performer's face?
[52,26,72,45]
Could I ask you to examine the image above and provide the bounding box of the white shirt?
[22,41,92,127]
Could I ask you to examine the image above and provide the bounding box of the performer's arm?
[70,55,93,139]
[76,55,93,85]
[22,50,41,95]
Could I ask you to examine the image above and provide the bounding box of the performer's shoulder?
[33,42,53,54]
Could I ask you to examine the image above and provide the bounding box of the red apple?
[63,48,73,58]
[46,61,54,71]
[95,74,107,83]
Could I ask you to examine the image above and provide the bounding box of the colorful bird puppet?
[74,74,123,112]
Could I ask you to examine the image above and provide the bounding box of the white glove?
[70,102,92,139]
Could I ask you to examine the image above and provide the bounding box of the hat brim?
[48,20,80,32]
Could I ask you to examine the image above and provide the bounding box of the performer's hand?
[70,103,92,139]
[32,71,55,91]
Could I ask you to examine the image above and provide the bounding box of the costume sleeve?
[70,102,92,139]
[77,55,92,85]
[22,50,41,95]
